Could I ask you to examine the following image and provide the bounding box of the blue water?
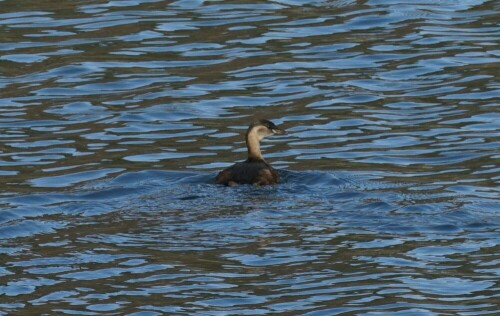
[1,0,499,314]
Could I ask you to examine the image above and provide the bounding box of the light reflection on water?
[0,0,499,314]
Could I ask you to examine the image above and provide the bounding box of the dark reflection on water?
[1,170,498,314]
[0,0,499,314]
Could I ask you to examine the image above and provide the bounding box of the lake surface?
[1,0,499,315]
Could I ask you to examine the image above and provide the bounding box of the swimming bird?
[216,119,286,186]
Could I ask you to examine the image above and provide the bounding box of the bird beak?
[272,128,287,135]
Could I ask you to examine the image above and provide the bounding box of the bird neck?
[246,128,264,160]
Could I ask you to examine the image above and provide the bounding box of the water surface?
[1,0,499,315]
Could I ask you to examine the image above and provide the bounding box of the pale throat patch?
[256,126,272,140]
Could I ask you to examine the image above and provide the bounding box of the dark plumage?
[216,119,286,186]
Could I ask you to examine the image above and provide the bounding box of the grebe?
[216,119,286,186]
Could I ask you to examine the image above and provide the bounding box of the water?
[1,0,499,314]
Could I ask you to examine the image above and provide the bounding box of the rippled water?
[1,0,499,314]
